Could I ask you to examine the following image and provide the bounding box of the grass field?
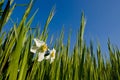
[0,0,120,80]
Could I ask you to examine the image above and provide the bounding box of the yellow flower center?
[50,51,55,57]
[38,44,48,52]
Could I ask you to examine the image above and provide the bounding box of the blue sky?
[4,0,120,54]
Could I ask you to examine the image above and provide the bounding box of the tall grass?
[0,0,120,80]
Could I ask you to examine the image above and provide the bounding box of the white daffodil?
[44,48,56,63]
[30,38,47,53]
[30,38,48,62]
[50,48,56,63]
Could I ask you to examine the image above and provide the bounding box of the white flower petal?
[51,55,55,60]
[30,47,37,53]
[53,48,56,53]
[45,55,50,60]
[49,48,56,63]
[52,48,56,54]
[34,38,45,47]
[50,58,54,64]
[50,48,56,59]
[38,52,45,62]
[50,54,55,63]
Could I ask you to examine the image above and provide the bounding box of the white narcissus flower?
[30,38,47,53]
[45,48,56,63]
[30,38,48,62]
[50,48,56,63]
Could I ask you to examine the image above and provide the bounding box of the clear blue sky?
[4,0,120,54]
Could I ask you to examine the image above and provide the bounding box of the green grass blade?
[18,36,31,80]
[41,6,55,41]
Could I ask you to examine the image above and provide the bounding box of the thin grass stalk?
[79,12,86,55]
